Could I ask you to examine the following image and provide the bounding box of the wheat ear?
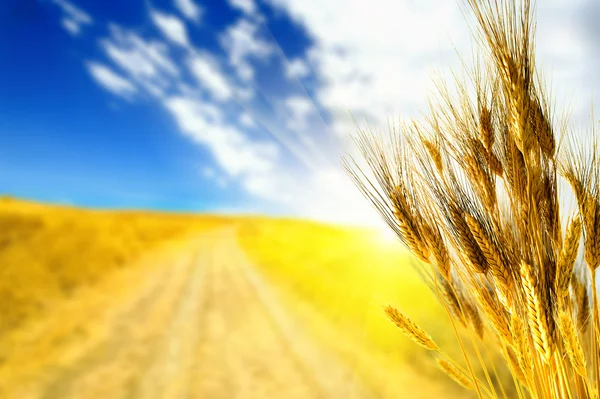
[520,260,554,363]
[437,358,474,390]
[557,310,587,377]
[383,305,438,350]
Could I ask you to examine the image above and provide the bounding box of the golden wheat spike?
[475,285,512,345]
[449,206,488,274]
[555,216,582,298]
[464,140,496,211]
[390,188,431,263]
[465,301,485,339]
[383,305,438,351]
[520,260,554,363]
[583,199,600,270]
[557,310,587,377]
[465,214,512,300]
[422,224,450,278]
[436,358,473,390]
[396,218,430,263]
[488,151,503,176]
[563,171,588,216]
[423,139,443,173]
[440,279,466,326]
[529,97,555,158]
[506,347,528,387]
[479,105,494,151]
[510,311,533,377]
[576,281,590,331]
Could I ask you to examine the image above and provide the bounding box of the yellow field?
[238,219,483,398]
[0,197,228,333]
[0,198,504,398]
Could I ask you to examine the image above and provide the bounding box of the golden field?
[0,197,501,398]
[0,196,227,334]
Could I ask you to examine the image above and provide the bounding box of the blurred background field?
[0,197,497,398]
[0,196,227,334]
[238,219,472,397]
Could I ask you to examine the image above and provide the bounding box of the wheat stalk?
[437,358,474,390]
[346,0,600,396]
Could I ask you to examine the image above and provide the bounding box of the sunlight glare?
[378,225,399,245]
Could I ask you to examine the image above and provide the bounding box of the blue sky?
[0,0,598,224]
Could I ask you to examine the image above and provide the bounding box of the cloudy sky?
[0,0,597,224]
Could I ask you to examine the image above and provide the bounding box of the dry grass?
[345,0,600,397]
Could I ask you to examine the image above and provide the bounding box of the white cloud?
[242,175,291,202]
[52,0,92,23]
[61,19,80,35]
[220,19,273,81]
[188,54,234,101]
[284,96,314,131]
[238,166,379,225]
[174,0,203,23]
[61,0,375,222]
[239,112,256,128]
[228,0,258,16]
[52,0,92,36]
[165,96,280,177]
[286,58,310,79]
[151,11,190,47]
[263,0,473,137]
[265,0,598,138]
[100,25,179,98]
[86,62,137,97]
[235,86,254,101]
[301,168,381,225]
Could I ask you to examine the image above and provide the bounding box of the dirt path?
[0,228,374,398]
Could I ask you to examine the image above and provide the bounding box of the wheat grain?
[520,260,554,362]
[450,206,488,274]
[465,214,512,301]
[390,188,431,263]
[440,279,467,326]
[422,224,451,278]
[583,199,600,270]
[530,97,555,157]
[423,139,443,173]
[506,347,528,387]
[479,106,494,151]
[576,283,590,332]
[383,305,438,350]
[511,312,533,380]
[558,311,587,377]
[476,285,512,345]
[464,300,485,339]
[488,151,503,176]
[555,216,582,298]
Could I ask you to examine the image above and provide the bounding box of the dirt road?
[0,228,374,398]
